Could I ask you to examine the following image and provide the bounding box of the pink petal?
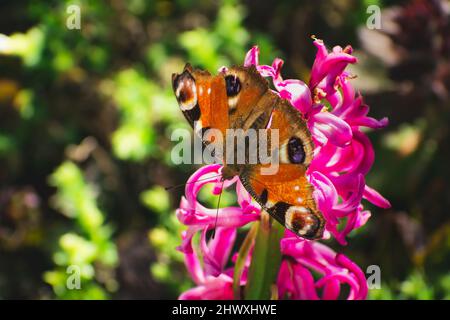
[309,39,357,94]
[275,79,313,115]
[364,185,391,208]
[354,209,371,229]
[183,239,205,284]
[244,46,259,67]
[201,227,237,276]
[332,174,365,216]
[309,110,353,147]
[309,171,338,222]
[336,254,368,300]
[357,116,389,129]
[292,263,319,300]
[321,279,341,300]
[179,274,235,300]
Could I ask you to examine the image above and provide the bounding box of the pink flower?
[309,40,357,96]
[179,227,241,300]
[176,168,369,300]
[176,39,390,300]
[245,40,391,244]
[179,274,235,300]
[176,164,260,253]
[279,236,368,300]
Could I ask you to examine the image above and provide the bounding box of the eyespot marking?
[287,137,305,164]
[173,71,198,111]
[285,206,321,239]
[225,75,241,97]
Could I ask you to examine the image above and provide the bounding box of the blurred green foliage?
[45,161,118,299]
[143,186,191,293]
[0,0,448,299]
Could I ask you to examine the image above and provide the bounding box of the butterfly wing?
[221,65,276,131]
[240,99,325,240]
[173,64,278,135]
[172,63,230,138]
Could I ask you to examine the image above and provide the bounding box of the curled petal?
[336,254,368,300]
[184,164,222,205]
[271,58,284,80]
[275,79,313,115]
[179,274,235,300]
[280,238,368,300]
[309,172,369,244]
[354,209,371,229]
[357,116,389,129]
[181,231,205,284]
[321,278,341,300]
[179,164,260,230]
[309,171,338,223]
[332,174,365,216]
[364,185,392,208]
[309,110,353,147]
[313,131,374,176]
[310,39,357,94]
[177,224,201,254]
[244,46,259,67]
[177,205,257,228]
[277,261,295,299]
[292,263,319,300]
[201,227,237,276]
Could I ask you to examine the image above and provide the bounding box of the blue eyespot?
[225,75,241,96]
[288,137,305,164]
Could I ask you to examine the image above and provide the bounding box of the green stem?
[244,211,284,300]
[233,222,258,299]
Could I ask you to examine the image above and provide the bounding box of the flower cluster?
[176,39,390,300]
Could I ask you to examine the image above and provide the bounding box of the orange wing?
[241,164,324,239]
[172,63,229,138]
[240,100,325,239]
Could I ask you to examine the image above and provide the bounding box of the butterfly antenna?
[164,174,222,191]
[212,179,225,239]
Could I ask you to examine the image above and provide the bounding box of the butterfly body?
[172,64,325,240]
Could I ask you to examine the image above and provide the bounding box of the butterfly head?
[221,164,243,181]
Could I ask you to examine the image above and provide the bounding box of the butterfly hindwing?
[241,164,325,239]
[240,99,325,239]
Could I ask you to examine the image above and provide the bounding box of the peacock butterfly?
[172,63,325,240]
